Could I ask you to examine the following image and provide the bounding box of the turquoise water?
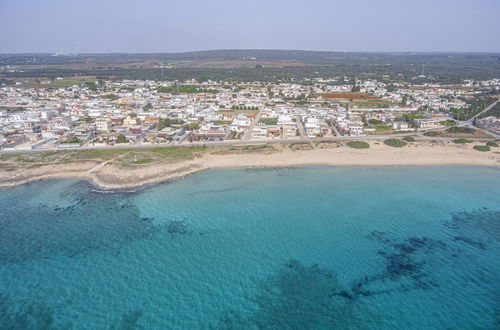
[0,166,499,329]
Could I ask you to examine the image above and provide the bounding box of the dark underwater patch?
[0,293,71,330]
[0,193,158,264]
[445,208,500,245]
[243,166,299,176]
[166,220,191,235]
[186,186,245,196]
[110,308,143,330]
[359,233,447,295]
[453,236,486,250]
[217,259,367,329]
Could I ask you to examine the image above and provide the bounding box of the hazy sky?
[1,0,499,53]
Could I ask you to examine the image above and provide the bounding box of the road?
[242,111,262,141]
[456,99,500,138]
[1,132,495,155]
[295,116,307,138]
[458,99,499,127]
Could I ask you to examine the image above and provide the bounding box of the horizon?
[1,0,499,53]
[2,48,500,56]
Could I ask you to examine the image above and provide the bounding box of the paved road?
[242,111,262,141]
[456,99,500,138]
[295,116,307,138]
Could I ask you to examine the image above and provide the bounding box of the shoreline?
[1,141,499,191]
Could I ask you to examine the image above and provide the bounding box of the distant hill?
[2,49,500,66]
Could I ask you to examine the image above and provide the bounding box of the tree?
[183,123,200,130]
[157,118,171,130]
[116,134,128,143]
[144,102,153,110]
[401,95,408,106]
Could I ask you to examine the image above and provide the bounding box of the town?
[1,76,499,151]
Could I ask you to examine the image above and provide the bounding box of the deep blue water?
[0,166,499,329]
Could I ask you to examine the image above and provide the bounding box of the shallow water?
[0,166,499,329]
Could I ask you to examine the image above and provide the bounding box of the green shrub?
[346,141,370,149]
[403,136,416,142]
[384,139,407,148]
[116,134,128,144]
[368,119,383,125]
[473,145,490,152]
[452,138,472,144]
[486,141,498,147]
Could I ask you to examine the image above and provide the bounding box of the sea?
[0,166,499,329]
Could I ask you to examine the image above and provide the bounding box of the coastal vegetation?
[131,157,154,165]
[446,127,476,134]
[213,144,276,155]
[473,145,490,152]
[452,138,472,144]
[384,139,407,147]
[288,142,314,150]
[315,141,341,149]
[149,146,207,159]
[426,126,490,139]
[403,136,416,142]
[346,141,370,149]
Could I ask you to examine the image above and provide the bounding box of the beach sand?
[1,141,499,190]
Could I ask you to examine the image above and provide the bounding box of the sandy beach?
[1,141,499,190]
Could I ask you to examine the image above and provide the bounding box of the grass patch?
[288,142,313,150]
[374,125,392,132]
[131,157,154,164]
[473,145,490,152]
[149,146,207,159]
[315,141,341,149]
[446,127,476,134]
[227,145,268,151]
[402,136,416,142]
[68,149,130,161]
[259,118,278,125]
[384,139,407,148]
[346,141,370,149]
[214,144,275,155]
[486,141,499,147]
[452,138,472,144]
[440,120,457,127]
